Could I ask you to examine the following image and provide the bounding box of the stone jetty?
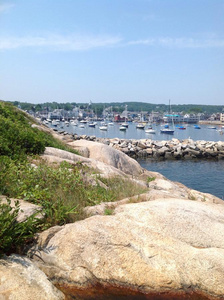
[63,133,224,160]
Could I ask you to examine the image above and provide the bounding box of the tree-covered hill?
[8,100,224,115]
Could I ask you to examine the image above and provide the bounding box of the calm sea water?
[138,158,224,200]
[52,121,224,199]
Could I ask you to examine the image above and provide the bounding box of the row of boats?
[44,119,224,135]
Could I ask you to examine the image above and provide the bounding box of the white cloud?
[0,3,15,13]
[158,37,224,48]
[127,37,224,48]
[1,33,224,52]
[128,39,155,46]
[0,34,122,51]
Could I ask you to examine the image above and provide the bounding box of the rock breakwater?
[67,133,224,160]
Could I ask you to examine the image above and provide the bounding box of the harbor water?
[51,121,224,199]
[60,122,224,142]
[138,158,224,200]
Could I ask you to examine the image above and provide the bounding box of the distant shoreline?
[199,120,224,125]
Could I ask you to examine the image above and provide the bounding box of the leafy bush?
[0,101,78,159]
[0,198,40,257]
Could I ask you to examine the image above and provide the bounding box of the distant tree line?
[9,100,224,115]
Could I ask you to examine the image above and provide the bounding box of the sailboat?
[160,127,174,134]
[119,125,127,131]
[160,100,175,134]
[145,127,156,134]
[121,105,129,128]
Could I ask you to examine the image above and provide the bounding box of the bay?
[51,121,224,199]
[138,158,224,200]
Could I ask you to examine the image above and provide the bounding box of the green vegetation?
[10,100,224,115]
[0,100,146,257]
[147,176,156,183]
[0,198,40,256]
[104,207,115,215]
[0,101,78,159]
[0,159,145,256]
[0,159,146,225]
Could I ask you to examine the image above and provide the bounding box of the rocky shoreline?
[59,131,224,160]
[2,126,224,299]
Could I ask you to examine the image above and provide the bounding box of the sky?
[0,0,224,105]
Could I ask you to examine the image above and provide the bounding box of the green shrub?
[0,198,40,257]
[147,176,156,183]
[0,101,78,159]
[104,207,115,215]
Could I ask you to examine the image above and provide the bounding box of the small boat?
[79,124,85,128]
[119,126,127,131]
[136,123,145,129]
[208,126,216,129]
[121,122,129,128]
[99,126,108,131]
[70,121,78,126]
[160,128,174,134]
[88,123,96,128]
[178,126,186,130]
[80,120,88,124]
[52,120,58,126]
[108,122,114,126]
[145,128,156,134]
[101,121,107,125]
[194,125,201,129]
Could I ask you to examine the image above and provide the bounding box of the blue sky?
[0,0,224,105]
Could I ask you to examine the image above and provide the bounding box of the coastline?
[56,130,224,160]
[199,120,224,125]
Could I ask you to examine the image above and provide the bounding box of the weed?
[104,207,115,215]
[147,176,156,183]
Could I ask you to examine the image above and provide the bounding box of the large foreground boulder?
[31,199,224,299]
[0,255,64,300]
[43,147,127,178]
[68,140,143,176]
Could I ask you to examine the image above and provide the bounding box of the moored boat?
[99,126,108,131]
[145,128,156,134]
[160,128,174,134]
[121,122,129,128]
[136,123,145,129]
[88,122,96,128]
[194,125,201,129]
